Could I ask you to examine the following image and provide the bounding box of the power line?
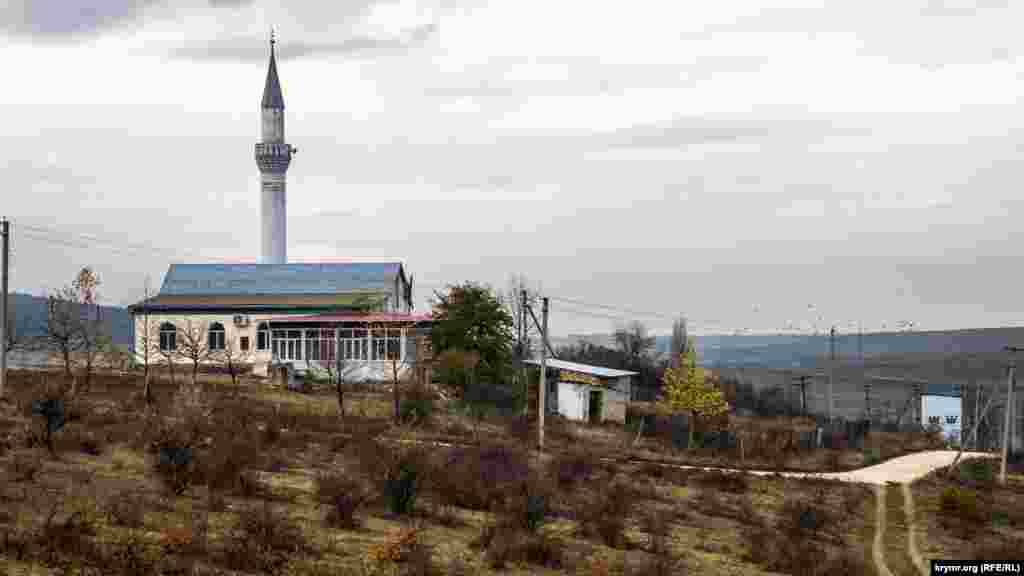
[547,294,676,321]
[17,221,207,260]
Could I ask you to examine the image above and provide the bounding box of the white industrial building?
[525,358,636,424]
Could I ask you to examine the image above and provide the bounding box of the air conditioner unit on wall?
[233,315,250,327]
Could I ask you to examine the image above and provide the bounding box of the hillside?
[554,328,1024,369]
[8,293,132,345]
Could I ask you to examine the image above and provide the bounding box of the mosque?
[129,34,431,381]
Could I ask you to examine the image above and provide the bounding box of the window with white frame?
[338,328,367,361]
[159,322,177,352]
[372,328,386,360]
[386,328,402,361]
[257,322,269,350]
[304,329,321,362]
[208,322,226,351]
[272,329,303,361]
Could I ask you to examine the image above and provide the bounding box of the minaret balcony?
[255,143,294,157]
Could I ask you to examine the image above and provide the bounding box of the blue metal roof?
[159,262,403,296]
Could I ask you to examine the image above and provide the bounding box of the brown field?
[910,458,1024,566]
[0,369,896,575]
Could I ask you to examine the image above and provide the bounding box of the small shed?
[524,358,637,424]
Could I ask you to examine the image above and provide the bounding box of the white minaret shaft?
[255,32,294,264]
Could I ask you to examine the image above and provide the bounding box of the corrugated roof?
[159,262,403,296]
[269,312,433,323]
[523,358,638,378]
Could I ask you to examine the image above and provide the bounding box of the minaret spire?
[255,28,294,264]
[261,28,285,110]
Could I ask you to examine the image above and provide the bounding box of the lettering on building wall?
[559,369,600,387]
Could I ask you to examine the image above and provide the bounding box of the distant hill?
[8,293,132,346]
[552,328,1024,369]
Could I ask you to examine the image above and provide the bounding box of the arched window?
[159,322,177,352]
[257,322,270,351]
[208,322,226,351]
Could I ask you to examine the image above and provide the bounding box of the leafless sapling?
[175,319,213,392]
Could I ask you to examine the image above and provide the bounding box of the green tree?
[430,282,514,384]
[657,337,729,449]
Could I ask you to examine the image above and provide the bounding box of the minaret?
[255,30,296,264]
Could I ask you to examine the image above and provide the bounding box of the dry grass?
[911,458,1024,565]
[0,368,885,575]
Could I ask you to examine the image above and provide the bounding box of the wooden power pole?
[1001,346,1021,485]
[537,297,548,451]
[828,326,836,421]
[0,217,8,399]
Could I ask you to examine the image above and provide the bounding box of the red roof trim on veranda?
[267,312,433,323]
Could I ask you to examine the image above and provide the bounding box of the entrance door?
[589,389,603,424]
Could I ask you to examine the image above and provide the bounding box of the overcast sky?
[2,0,1023,337]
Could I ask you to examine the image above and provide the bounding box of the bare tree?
[502,273,540,407]
[317,333,348,417]
[70,266,110,395]
[218,335,252,389]
[137,277,156,405]
[155,332,178,390]
[669,317,688,369]
[614,320,656,361]
[175,319,212,391]
[41,285,83,384]
[370,320,419,423]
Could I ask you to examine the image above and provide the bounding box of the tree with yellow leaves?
[657,337,730,449]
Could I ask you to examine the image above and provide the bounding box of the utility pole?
[974,378,982,450]
[538,297,548,451]
[520,289,527,417]
[828,326,836,422]
[864,380,872,420]
[792,375,811,416]
[0,217,8,400]
[1000,346,1021,485]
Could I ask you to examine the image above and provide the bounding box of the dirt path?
[873,485,895,576]
[902,482,928,576]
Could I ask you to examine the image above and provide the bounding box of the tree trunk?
[392,361,401,423]
[143,369,153,406]
[688,410,696,450]
[62,349,72,380]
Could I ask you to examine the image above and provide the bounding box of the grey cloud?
[0,0,163,40]
[170,23,438,61]
[598,116,860,151]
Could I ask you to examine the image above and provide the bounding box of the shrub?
[223,499,305,573]
[106,492,146,528]
[692,470,749,494]
[36,504,100,566]
[261,416,282,447]
[369,526,422,563]
[548,449,598,489]
[940,485,984,528]
[354,439,432,516]
[576,477,634,548]
[959,459,995,485]
[434,444,531,511]
[316,471,370,529]
[473,523,564,570]
[863,446,881,466]
[495,476,551,533]
[400,385,436,424]
[153,437,197,496]
[971,536,1024,560]
[642,508,672,556]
